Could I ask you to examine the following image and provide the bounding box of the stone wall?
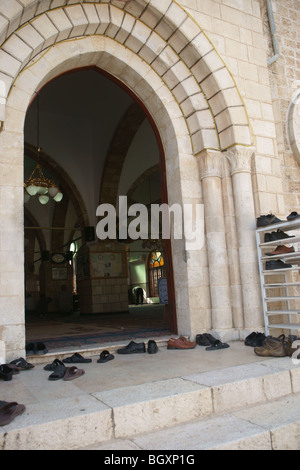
[181,0,300,218]
[261,0,300,213]
[1,0,299,358]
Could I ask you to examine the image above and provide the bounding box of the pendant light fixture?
[24,93,63,204]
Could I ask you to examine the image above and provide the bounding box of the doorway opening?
[24,68,177,351]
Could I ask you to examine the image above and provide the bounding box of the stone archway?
[0,1,261,360]
[0,1,253,152]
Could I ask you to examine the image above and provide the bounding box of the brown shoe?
[266,245,295,256]
[285,335,300,358]
[254,335,287,357]
[167,336,196,349]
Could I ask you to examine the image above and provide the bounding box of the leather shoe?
[264,230,295,243]
[257,214,283,227]
[266,245,295,256]
[287,211,300,220]
[167,336,196,350]
[147,340,158,354]
[117,341,146,354]
[265,259,292,270]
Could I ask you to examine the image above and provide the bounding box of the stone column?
[0,128,25,361]
[226,146,263,333]
[198,150,233,338]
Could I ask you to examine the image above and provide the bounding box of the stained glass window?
[148,251,164,268]
[148,251,165,297]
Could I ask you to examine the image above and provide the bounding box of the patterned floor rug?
[25,305,172,350]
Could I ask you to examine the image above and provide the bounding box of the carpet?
[30,326,172,350]
[25,305,172,350]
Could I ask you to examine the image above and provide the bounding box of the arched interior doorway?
[24,67,176,348]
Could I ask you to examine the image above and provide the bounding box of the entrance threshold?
[25,304,172,362]
[26,335,171,364]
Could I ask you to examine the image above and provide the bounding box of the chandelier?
[24,93,63,205]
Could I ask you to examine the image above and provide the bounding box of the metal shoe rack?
[256,219,300,336]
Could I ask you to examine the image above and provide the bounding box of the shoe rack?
[256,219,300,336]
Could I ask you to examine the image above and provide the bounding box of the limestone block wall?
[1,0,296,357]
[261,0,300,214]
[181,0,286,217]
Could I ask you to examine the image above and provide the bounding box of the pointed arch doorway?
[24,66,177,350]
[1,0,257,359]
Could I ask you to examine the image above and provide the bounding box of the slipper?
[206,340,230,351]
[63,366,85,381]
[0,402,26,426]
[48,362,67,381]
[97,350,114,363]
[10,357,34,370]
[0,364,14,381]
[44,359,65,371]
[63,352,92,364]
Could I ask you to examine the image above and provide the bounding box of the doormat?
[30,326,172,351]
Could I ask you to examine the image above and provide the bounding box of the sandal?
[44,359,65,371]
[63,366,85,381]
[63,352,92,364]
[48,361,67,381]
[97,350,114,363]
[10,357,34,370]
[206,340,230,351]
[0,402,26,426]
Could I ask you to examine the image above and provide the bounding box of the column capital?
[198,150,223,180]
[225,146,255,176]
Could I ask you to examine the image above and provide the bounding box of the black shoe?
[25,342,48,355]
[287,211,300,221]
[147,340,158,354]
[257,214,283,227]
[264,230,295,243]
[0,365,14,381]
[245,332,266,347]
[117,341,146,354]
[196,333,217,346]
[266,260,292,270]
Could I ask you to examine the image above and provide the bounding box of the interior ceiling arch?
[0,0,254,153]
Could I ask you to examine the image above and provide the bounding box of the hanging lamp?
[24,93,63,204]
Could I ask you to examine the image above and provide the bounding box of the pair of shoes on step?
[254,334,287,358]
[254,334,300,358]
[117,340,158,355]
[44,358,85,381]
[62,351,115,364]
[167,336,196,350]
[25,342,48,355]
[196,333,230,351]
[0,358,35,381]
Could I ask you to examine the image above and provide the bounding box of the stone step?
[1,356,299,450]
[79,393,300,451]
